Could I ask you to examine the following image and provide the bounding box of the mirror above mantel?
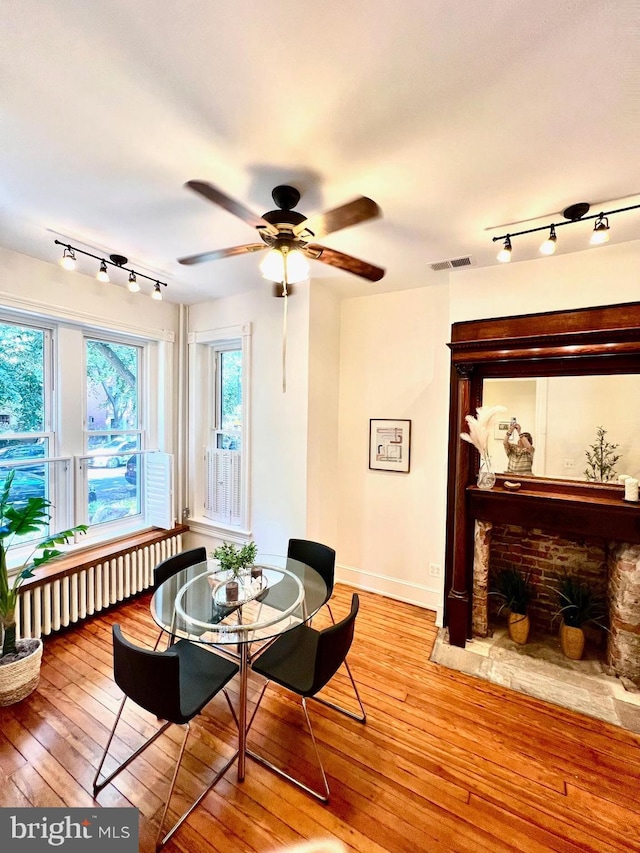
[482,374,640,481]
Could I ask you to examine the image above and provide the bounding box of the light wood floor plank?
[1,584,639,852]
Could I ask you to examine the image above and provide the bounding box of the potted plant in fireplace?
[553,570,608,660]
[490,566,534,645]
[0,470,87,706]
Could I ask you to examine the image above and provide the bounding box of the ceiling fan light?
[590,215,610,245]
[496,236,512,263]
[127,271,140,292]
[60,246,76,271]
[96,260,110,282]
[260,248,310,283]
[260,248,285,282]
[539,225,557,255]
[151,282,163,301]
[284,249,310,283]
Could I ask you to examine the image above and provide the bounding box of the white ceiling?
[2,1,639,305]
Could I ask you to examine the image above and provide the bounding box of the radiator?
[16,532,184,640]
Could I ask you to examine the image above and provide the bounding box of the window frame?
[188,322,251,536]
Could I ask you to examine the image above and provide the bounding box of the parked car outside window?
[125,455,136,485]
[88,438,138,468]
[0,443,45,473]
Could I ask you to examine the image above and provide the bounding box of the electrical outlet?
[563,459,575,469]
[429,562,441,577]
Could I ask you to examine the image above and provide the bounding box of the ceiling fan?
[177,181,385,284]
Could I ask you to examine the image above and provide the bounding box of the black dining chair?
[287,539,336,620]
[247,593,365,801]
[152,547,207,649]
[93,625,239,849]
[287,538,365,723]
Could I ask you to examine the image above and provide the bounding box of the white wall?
[336,283,450,618]
[306,284,341,548]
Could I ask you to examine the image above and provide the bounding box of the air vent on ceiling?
[430,255,474,271]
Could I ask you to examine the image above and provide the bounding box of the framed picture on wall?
[369,419,411,473]
[494,420,511,440]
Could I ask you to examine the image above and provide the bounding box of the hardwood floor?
[2,585,640,852]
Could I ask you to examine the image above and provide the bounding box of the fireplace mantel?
[444,300,640,648]
[469,476,640,543]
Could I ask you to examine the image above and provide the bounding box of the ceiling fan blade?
[295,197,380,239]
[185,180,279,236]
[304,244,385,281]
[178,243,267,265]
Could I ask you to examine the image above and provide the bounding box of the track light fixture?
[54,240,168,298]
[60,246,76,271]
[590,214,610,245]
[496,235,512,263]
[492,200,640,261]
[96,260,110,282]
[539,225,557,255]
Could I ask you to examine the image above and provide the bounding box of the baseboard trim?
[336,562,443,626]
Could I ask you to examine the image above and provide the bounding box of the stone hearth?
[431,626,640,734]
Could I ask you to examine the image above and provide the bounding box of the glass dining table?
[150,556,328,780]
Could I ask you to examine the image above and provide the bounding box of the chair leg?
[311,658,367,723]
[247,691,330,802]
[156,724,239,850]
[93,696,173,796]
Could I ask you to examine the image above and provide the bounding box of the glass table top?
[150,557,328,646]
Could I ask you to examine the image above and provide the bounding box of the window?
[0,309,172,565]
[0,320,53,543]
[189,323,251,533]
[85,338,142,527]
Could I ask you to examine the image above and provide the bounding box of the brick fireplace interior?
[472,520,640,685]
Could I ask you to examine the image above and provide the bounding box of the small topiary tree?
[584,425,621,482]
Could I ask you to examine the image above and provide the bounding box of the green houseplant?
[0,470,87,704]
[553,570,608,660]
[212,540,258,578]
[211,541,258,603]
[584,425,621,482]
[489,566,534,644]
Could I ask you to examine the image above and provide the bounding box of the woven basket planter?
[560,621,585,660]
[0,638,43,706]
[508,611,530,645]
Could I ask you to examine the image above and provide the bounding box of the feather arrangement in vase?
[460,405,507,489]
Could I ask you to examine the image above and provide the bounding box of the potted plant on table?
[489,566,534,645]
[553,570,608,660]
[212,541,258,602]
[0,470,87,706]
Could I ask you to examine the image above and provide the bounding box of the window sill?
[187,515,252,542]
[19,524,189,591]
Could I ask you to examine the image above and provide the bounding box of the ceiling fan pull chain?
[282,277,288,394]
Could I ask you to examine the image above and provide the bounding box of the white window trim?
[187,322,252,537]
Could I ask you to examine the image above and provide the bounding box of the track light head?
[151,281,163,301]
[590,214,610,245]
[60,246,76,271]
[127,271,140,293]
[496,236,512,263]
[96,260,110,282]
[539,225,557,255]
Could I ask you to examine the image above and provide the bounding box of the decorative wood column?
[446,363,474,647]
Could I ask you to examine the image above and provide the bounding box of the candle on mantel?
[618,474,631,483]
[624,478,639,502]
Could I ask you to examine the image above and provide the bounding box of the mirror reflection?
[483,375,640,481]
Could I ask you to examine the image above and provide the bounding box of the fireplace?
[444,300,640,659]
[472,519,640,684]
